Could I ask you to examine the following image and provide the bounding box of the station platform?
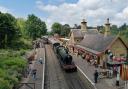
[20,48,45,89]
[72,53,125,89]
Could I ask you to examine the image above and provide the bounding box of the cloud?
[36,0,128,30]
[122,7,128,18]
[0,6,10,13]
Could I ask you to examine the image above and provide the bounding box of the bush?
[0,69,6,77]
[4,75,19,85]
[9,38,32,50]
[0,50,28,88]
[3,57,27,68]
[0,78,11,89]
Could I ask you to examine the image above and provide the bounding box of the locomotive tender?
[49,38,77,72]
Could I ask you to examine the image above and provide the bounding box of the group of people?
[87,58,98,66]
[26,57,43,80]
[32,57,43,80]
[77,51,100,83]
[71,49,100,83]
[82,53,98,67]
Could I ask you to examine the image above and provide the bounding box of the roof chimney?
[104,18,110,37]
[81,19,87,32]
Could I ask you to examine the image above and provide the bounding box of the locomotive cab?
[63,55,72,65]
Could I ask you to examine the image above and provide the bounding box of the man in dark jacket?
[94,70,99,83]
[32,69,37,80]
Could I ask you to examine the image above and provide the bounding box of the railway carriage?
[48,38,60,52]
[42,36,49,44]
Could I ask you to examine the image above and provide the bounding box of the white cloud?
[36,0,128,30]
[36,1,58,13]
[0,6,10,13]
[122,7,128,18]
[36,1,43,5]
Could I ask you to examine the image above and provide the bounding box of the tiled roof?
[78,34,117,53]
[87,28,99,34]
[71,29,98,38]
[71,29,85,38]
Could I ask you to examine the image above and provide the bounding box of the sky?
[0,0,128,30]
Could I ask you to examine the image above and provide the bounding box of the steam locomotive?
[49,38,77,72]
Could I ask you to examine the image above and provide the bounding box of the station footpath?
[72,54,125,89]
[20,48,45,89]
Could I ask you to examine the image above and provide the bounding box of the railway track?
[64,72,87,89]
[44,44,87,89]
[44,45,68,89]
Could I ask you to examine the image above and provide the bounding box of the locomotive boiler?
[56,46,77,71]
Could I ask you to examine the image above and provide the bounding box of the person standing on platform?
[94,70,99,83]
[32,69,37,80]
[38,57,43,64]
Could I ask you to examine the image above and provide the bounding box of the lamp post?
[116,66,120,86]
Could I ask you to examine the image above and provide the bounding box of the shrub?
[0,51,27,88]
[0,78,11,89]
[3,57,27,69]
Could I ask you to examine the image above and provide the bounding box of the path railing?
[13,83,35,89]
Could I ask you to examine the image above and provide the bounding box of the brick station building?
[68,19,128,71]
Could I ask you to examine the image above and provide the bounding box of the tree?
[16,18,26,37]
[97,25,105,34]
[61,24,70,37]
[51,22,62,35]
[110,25,119,35]
[25,14,47,40]
[0,12,19,48]
[119,23,127,31]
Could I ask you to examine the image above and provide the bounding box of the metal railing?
[42,46,46,89]
[13,83,35,89]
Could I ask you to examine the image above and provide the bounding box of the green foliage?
[3,57,27,69]
[51,23,70,37]
[0,68,19,89]
[61,24,70,37]
[10,37,32,50]
[25,14,47,40]
[0,12,20,48]
[0,12,43,88]
[0,78,11,89]
[110,25,119,35]
[0,12,48,49]
[16,18,26,37]
[110,24,128,46]
[0,50,27,88]
[51,22,62,35]
[0,69,6,77]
